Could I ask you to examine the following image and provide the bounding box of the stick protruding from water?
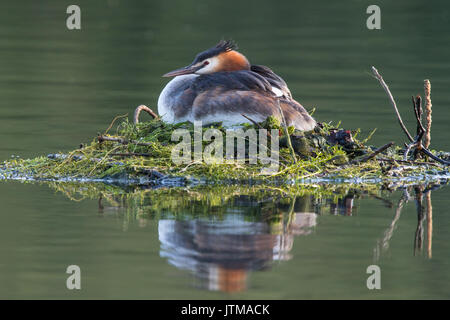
[424,80,432,149]
[371,66,414,143]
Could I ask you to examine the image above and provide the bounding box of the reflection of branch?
[374,190,408,262]
[276,197,296,260]
[98,195,104,213]
[369,194,394,208]
[426,192,433,259]
[383,197,406,251]
[414,187,425,256]
[285,196,296,233]
[372,183,441,262]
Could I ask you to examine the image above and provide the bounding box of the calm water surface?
[1,0,450,299]
[0,181,449,299]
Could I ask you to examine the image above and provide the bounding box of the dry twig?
[98,135,153,147]
[371,67,414,142]
[371,67,449,166]
[134,105,159,124]
[351,141,394,164]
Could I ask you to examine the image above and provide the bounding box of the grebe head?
[163,40,250,77]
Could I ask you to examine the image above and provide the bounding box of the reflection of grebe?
[159,213,316,292]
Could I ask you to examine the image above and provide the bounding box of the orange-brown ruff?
[158,40,316,131]
[216,50,250,72]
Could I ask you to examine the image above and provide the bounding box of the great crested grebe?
[158,40,316,131]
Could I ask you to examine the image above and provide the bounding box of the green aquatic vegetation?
[0,116,448,185]
[42,180,394,217]
[35,179,446,232]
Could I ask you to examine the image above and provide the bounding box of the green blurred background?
[1,0,450,160]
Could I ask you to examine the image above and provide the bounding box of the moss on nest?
[0,116,448,185]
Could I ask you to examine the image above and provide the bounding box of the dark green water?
[0,182,449,299]
[1,0,450,299]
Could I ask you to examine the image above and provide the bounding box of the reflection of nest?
[159,213,316,292]
[328,196,355,215]
[290,212,317,236]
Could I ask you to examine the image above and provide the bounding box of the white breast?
[158,74,198,123]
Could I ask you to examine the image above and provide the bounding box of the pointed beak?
[162,64,202,77]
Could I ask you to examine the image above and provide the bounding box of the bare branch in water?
[372,67,449,166]
[371,67,414,142]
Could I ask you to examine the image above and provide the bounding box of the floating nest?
[1,115,448,187]
[1,67,449,186]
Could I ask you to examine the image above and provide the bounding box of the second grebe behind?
[158,40,316,131]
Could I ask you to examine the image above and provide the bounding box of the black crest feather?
[192,40,238,64]
[215,39,238,52]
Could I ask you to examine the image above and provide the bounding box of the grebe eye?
[203,61,209,65]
